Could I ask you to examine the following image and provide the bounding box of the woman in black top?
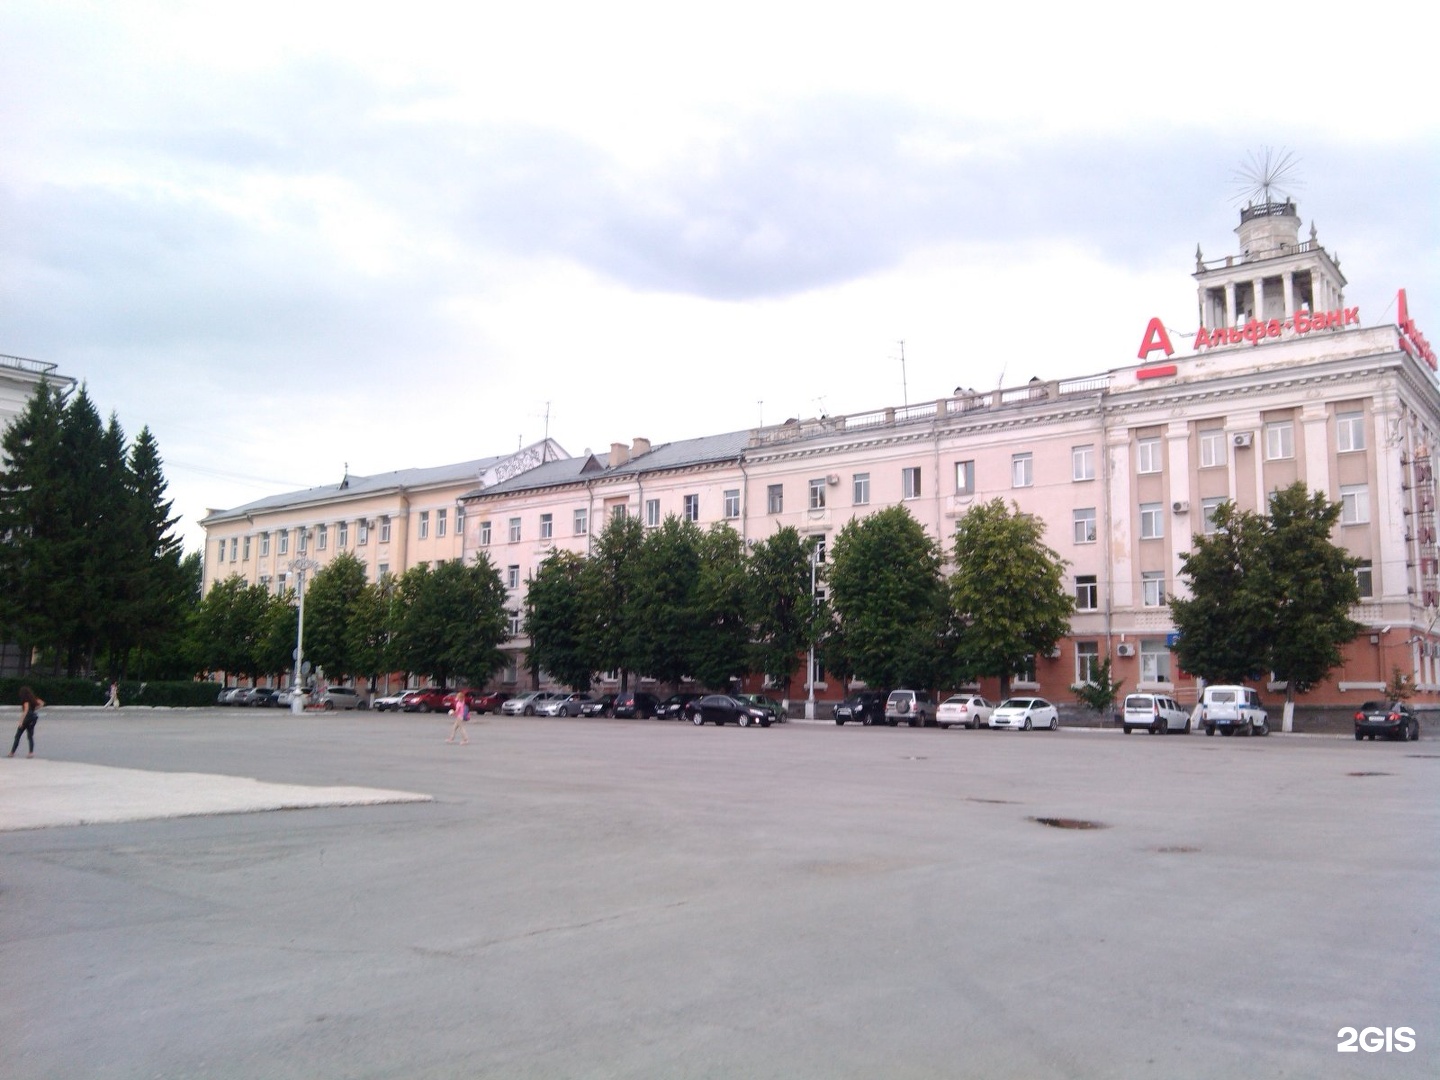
[10,685,44,757]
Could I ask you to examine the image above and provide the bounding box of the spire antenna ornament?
[1232,147,1303,209]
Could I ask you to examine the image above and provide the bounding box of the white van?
[1122,693,1190,735]
[1199,685,1269,737]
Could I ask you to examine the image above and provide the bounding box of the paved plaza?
[1,709,1436,1078]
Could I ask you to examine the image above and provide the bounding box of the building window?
[1339,484,1370,525]
[540,513,553,539]
[1075,575,1098,611]
[317,524,328,551]
[1199,429,1227,468]
[1137,437,1162,474]
[955,460,975,496]
[479,520,492,546]
[810,535,827,564]
[298,528,308,554]
[1011,453,1033,488]
[278,529,290,555]
[611,504,627,521]
[767,484,783,514]
[1073,508,1097,544]
[242,535,251,561]
[1356,560,1373,598]
[1075,641,1100,685]
[277,571,288,593]
[380,516,391,544]
[683,494,700,522]
[1265,421,1294,460]
[1072,445,1095,482]
[853,473,870,505]
[723,489,740,518]
[260,532,270,556]
[1142,571,1166,607]
[419,511,430,540]
[574,508,589,535]
[358,520,369,545]
[1140,502,1164,540]
[507,610,522,637]
[1201,497,1226,534]
[1140,640,1171,683]
[646,499,661,527]
[507,565,520,589]
[508,517,521,543]
[809,478,826,510]
[902,467,922,500]
[377,562,389,578]
[229,537,238,562]
[1337,410,1365,452]
[437,508,447,538]
[456,506,465,531]
[259,574,271,592]
[338,521,348,549]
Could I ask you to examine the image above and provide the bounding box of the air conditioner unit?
[1233,432,1253,448]
[1172,500,1190,514]
[1116,643,1136,657]
[826,474,840,486]
[1047,646,1062,659]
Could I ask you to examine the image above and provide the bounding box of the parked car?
[471,691,513,714]
[738,693,786,724]
[230,687,262,706]
[684,694,773,727]
[579,693,617,717]
[833,691,888,726]
[502,691,562,716]
[538,692,593,717]
[936,694,993,729]
[885,689,936,727]
[275,686,301,708]
[403,688,451,713]
[612,691,662,719]
[1200,684,1269,737]
[1122,693,1191,735]
[372,690,410,712]
[1353,701,1421,741]
[319,686,365,711]
[655,693,705,721]
[443,688,496,713]
[989,697,1060,731]
[216,686,244,705]
[247,687,280,708]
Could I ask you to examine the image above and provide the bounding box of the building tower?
[1192,198,1348,333]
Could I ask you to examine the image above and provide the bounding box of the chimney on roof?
[631,437,650,457]
[609,442,630,467]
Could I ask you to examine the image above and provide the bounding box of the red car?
[403,688,451,713]
[442,689,512,714]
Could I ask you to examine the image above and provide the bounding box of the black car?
[655,693,704,721]
[248,688,280,708]
[833,690,888,726]
[684,694,772,727]
[1354,701,1421,741]
[612,691,662,719]
[579,693,617,717]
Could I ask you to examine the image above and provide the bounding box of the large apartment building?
[202,197,1438,710]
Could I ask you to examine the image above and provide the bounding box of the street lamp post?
[805,543,820,720]
[288,550,320,714]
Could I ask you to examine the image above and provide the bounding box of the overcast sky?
[4,0,1437,552]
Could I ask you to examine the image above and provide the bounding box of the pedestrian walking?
[447,693,470,745]
[10,686,45,758]
[104,680,120,708]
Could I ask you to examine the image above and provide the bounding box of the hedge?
[1,678,223,708]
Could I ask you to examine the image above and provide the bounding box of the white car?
[1122,693,1191,735]
[937,694,993,729]
[501,691,561,716]
[989,697,1059,731]
[319,686,366,711]
[372,690,410,712]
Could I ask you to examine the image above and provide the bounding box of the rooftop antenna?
[898,340,908,407]
[814,395,829,419]
[1232,147,1303,208]
[757,399,764,427]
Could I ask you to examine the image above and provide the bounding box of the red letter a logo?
[1137,317,1175,360]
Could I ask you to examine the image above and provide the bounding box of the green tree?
[948,499,1073,700]
[303,552,370,678]
[348,572,398,691]
[827,505,947,690]
[255,592,299,682]
[588,512,647,688]
[628,516,704,688]
[120,427,191,678]
[747,526,816,697]
[1072,657,1124,718]
[194,575,273,683]
[391,558,509,688]
[525,549,596,690]
[690,524,750,689]
[1172,483,1362,728]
